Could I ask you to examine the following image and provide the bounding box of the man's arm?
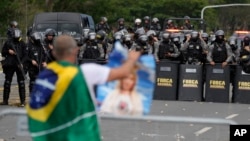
[207,45,214,63]
[107,51,140,81]
[225,43,233,63]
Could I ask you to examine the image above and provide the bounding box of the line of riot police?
[1,17,250,106]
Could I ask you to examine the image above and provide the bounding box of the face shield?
[88,32,96,41]
[31,32,42,44]
[13,29,21,39]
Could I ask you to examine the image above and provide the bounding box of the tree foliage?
[0,0,250,36]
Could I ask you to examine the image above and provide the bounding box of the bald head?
[53,35,77,61]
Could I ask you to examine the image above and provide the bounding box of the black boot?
[1,80,11,105]
[18,81,26,107]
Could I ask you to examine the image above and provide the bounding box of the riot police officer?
[81,32,104,60]
[133,27,145,42]
[143,16,151,30]
[95,17,110,33]
[131,34,152,55]
[182,16,194,30]
[7,21,18,39]
[147,30,159,61]
[240,35,250,57]
[1,29,26,106]
[171,33,185,63]
[182,31,207,65]
[157,32,180,61]
[117,18,126,31]
[201,32,209,45]
[96,30,109,59]
[229,36,240,64]
[151,17,161,31]
[150,17,161,38]
[27,32,47,95]
[165,19,176,29]
[133,18,142,32]
[123,34,133,50]
[207,30,233,67]
[43,29,56,63]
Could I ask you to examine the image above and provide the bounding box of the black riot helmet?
[31,32,42,44]
[45,28,56,37]
[191,31,199,41]
[96,30,106,41]
[243,35,250,46]
[215,30,225,42]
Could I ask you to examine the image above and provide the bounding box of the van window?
[58,23,79,35]
[36,23,57,32]
[36,23,80,35]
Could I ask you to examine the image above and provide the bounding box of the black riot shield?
[205,64,230,103]
[233,65,250,104]
[154,61,179,100]
[178,64,203,101]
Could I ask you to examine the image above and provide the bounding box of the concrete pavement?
[1,72,250,141]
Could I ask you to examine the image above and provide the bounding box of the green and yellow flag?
[26,61,100,141]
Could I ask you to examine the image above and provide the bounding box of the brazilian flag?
[26,61,101,141]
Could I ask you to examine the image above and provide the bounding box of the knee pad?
[4,80,11,88]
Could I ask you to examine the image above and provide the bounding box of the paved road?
[1,73,250,141]
[1,100,250,141]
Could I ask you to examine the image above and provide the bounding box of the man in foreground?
[26,35,140,141]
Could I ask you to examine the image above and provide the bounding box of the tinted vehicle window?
[36,23,80,35]
[58,23,80,35]
[36,23,57,32]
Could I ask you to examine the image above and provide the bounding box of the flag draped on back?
[26,61,101,141]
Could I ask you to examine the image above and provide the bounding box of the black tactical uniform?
[240,36,250,57]
[43,29,56,63]
[1,29,27,106]
[27,32,46,94]
[81,32,104,60]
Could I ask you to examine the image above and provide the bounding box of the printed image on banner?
[97,41,155,116]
